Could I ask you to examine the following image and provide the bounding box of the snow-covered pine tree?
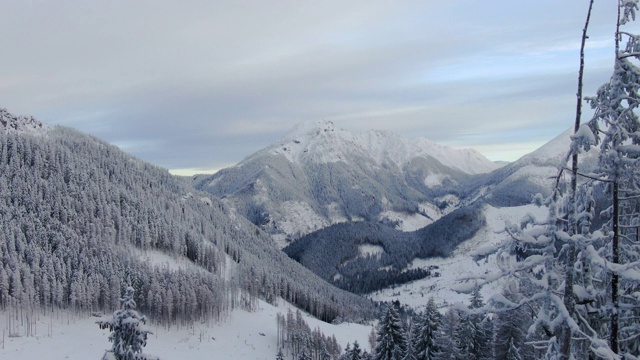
[465,288,492,360]
[97,286,157,360]
[412,298,438,360]
[374,305,407,360]
[433,307,461,360]
[276,348,285,360]
[402,321,417,360]
[340,343,352,360]
[351,341,363,360]
[493,285,532,360]
[299,346,312,360]
[476,316,495,360]
[368,327,377,352]
[582,0,640,356]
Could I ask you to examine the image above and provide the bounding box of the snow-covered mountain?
[194,120,501,246]
[276,120,500,175]
[474,127,600,207]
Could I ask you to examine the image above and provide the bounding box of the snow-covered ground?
[0,299,373,359]
[369,204,548,312]
[378,210,433,232]
[358,244,385,257]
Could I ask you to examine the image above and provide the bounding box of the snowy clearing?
[358,244,385,257]
[378,210,433,232]
[0,299,373,360]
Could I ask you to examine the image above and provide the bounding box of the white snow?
[423,173,447,187]
[368,204,548,312]
[273,201,330,248]
[135,248,204,273]
[378,211,433,232]
[0,109,50,135]
[326,202,349,223]
[0,299,373,360]
[263,120,500,175]
[502,164,559,188]
[358,244,385,257]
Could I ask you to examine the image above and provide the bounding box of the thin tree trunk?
[611,181,620,354]
[610,2,622,354]
[561,1,594,358]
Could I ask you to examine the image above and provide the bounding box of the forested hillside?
[0,108,374,326]
[284,203,485,294]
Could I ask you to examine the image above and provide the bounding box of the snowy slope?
[269,120,499,174]
[477,127,600,207]
[0,299,373,360]
[368,204,548,311]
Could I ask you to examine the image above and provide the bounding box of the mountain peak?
[272,121,499,175]
[284,119,338,140]
[0,108,49,135]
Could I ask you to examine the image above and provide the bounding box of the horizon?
[0,1,623,175]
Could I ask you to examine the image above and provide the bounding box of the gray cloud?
[0,0,624,170]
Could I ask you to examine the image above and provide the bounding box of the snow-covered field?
[0,299,373,359]
[369,204,548,312]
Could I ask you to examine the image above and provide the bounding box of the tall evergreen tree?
[374,305,407,360]
[434,307,461,360]
[493,286,532,360]
[350,341,363,360]
[476,316,494,360]
[463,288,489,360]
[413,298,438,360]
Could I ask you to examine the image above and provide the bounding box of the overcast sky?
[0,1,626,175]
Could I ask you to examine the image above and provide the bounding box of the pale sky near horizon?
[0,1,629,175]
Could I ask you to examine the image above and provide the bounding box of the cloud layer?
[0,0,622,172]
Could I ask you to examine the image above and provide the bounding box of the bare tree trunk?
[561,1,594,358]
[611,181,620,354]
[609,2,622,354]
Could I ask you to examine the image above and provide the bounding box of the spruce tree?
[351,341,363,360]
[434,307,461,360]
[97,286,156,360]
[374,305,407,360]
[413,298,438,360]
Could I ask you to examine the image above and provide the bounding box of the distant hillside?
[472,128,600,207]
[0,108,374,324]
[194,120,499,245]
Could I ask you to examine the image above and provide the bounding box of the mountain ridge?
[195,121,501,245]
[260,119,501,175]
